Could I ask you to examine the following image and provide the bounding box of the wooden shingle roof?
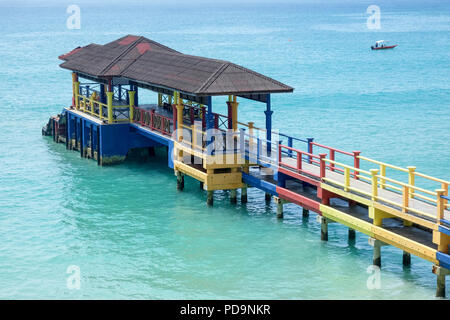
[59,35,293,96]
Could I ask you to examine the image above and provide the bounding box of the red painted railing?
[133,106,173,136]
[310,142,361,179]
[279,144,321,179]
[278,142,361,181]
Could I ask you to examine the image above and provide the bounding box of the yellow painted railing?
[357,155,450,210]
[321,158,447,224]
[75,91,133,124]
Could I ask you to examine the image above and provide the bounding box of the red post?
[201,106,206,130]
[297,151,302,171]
[226,101,233,129]
[190,106,194,124]
[307,138,314,164]
[319,153,327,179]
[140,109,144,126]
[151,109,155,130]
[278,144,282,165]
[353,151,361,179]
[330,149,335,172]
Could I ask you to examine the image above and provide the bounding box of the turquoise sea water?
[0,0,449,299]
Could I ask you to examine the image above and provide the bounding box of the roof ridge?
[227,62,293,89]
[196,62,230,93]
[99,36,144,76]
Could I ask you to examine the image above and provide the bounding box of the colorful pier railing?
[55,87,450,297]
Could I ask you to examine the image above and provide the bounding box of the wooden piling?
[319,216,328,241]
[403,251,411,267]
[207,190,213,206]
[348,228,356,240]
[369,238,383,268]
[176,171,184,191]
[302,208,309,218]
[275,197,283,219]
[230,189,237,204]
[241,185,248,203]
[433,265,449,298]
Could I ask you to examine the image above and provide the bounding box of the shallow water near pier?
[0,1,449,299]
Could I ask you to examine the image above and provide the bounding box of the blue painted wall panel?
[242,172,278,196]
[437,252,450,270]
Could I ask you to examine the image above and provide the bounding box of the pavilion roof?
[59,35,293,96]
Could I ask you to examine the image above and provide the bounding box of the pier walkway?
[46,35,450,297]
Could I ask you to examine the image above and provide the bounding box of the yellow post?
[158,93,162,107]
[442,182,448,208]
[106,91,113,124]
[232,95,238,132]
[408,166,416,198]
[128,91,135,123]
[98,103,103,120]
[437,189,445,225]
[176,94,183,139]
[191,124,196,150]
[176,94,184,161]
[380,164,386,189]
[248,121,254,150]
[370,169,379,201]
[71,72,77,105]
[74,81,80,110]
[402,185,409,214]
[344,167,350,192]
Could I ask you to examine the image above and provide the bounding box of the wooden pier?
[44,35,450,298]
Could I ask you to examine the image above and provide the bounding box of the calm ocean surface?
[0,0,449,299]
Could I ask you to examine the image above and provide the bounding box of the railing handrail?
[311,142,354,157]
[323,158,371,176]
[279,144,319,159]
[357,155,409,173]
[77,93,108,108]
[414,171,450,186]
[375,174,437,197]
[278,133,308,143]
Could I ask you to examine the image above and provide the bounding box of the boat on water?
[371,40,398,50]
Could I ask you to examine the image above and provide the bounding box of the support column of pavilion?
[174,91,185,191]
[227,95,239,204]
[264,93,273,203]
[206,96,214,206]
[434,189,450,298]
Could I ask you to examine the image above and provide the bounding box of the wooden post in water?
[302,208,309,218]
[403,252,411,267]
[433,265,449,298]
[207,190,214,206]
[369,237,386,268]
[274,197,284,219]
[176,171,184,191]
[230,189,237,204]
[241,185,248,203]
[348,228,356,241]
[317,216,328,241]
